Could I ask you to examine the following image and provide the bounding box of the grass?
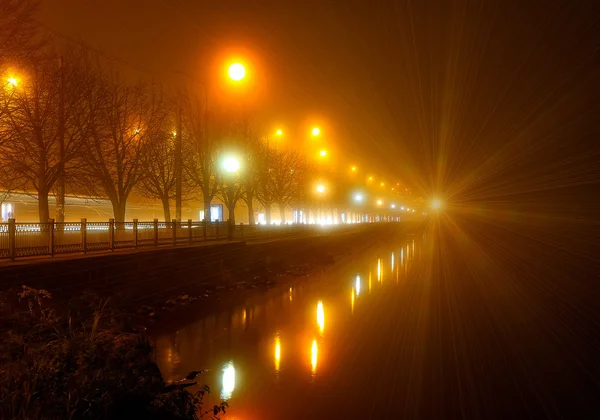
[0,286,226,419]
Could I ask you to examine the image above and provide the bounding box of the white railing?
[0,218,313,260]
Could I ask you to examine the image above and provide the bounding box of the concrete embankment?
[0,223,421,316]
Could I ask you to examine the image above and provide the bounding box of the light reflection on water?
[317,301,325,334]
[311,339,318,378]
[153,235,421,416]
[221,361,236,400]
[274,334,281,373]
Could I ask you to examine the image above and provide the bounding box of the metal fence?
[0,218,310,261]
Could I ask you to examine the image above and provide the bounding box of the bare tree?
[254,143,278,224]
[1,56,87,222]
[137,117,193,222]
[0,0,42,65]
[80,72,163,223]
[216,170,243,226]
[182,94,221,223]
[272,149,308,223]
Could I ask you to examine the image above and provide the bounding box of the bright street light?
[391,204,396,209]
[354,193,363,203]
[6,77,18,87]
[316,184,325,194]
[377,200,383,206]
[228,63,246,81]
[351,166,357,172]
[368,176,373,181]
[319,149,327,157]
[312,127,320,136]
[276,129,283,136]
[432,199,442,210]
[380,182,384,187]
[222,156,241,173]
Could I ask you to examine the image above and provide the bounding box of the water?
[152,222,600,419]
[152,233,421,419]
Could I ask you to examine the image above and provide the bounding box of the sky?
[38,0,600,208]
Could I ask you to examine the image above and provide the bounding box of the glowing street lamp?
[222,156,241,173]
[316,184,325,194]
[368,176,373,182]
[228,62,246,81]
[312,127,320,136]
[377,200,383,206]
[6,77,18,87]
[276,129,283,136]
[354,193,363,203]
[319,149,327,157]
[380,182,385,187]
[351,166,357,172]
[390,204,396,209]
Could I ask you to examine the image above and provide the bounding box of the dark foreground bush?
[0,286,226,419]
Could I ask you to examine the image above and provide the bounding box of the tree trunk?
[161,197,171,223]
[227,203,235,226]
[111,200,127,224]
[246,191,255,225]
[279,203,286,223]
[265,202,272,224]
[203,198,211,222]
[38,187,50,224]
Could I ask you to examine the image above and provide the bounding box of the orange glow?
[319,149,327,157]
[312,127,320,136]
[351,166,357,172]
[276,129,283,136]
[6,77,18,87]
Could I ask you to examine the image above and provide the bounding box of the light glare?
[228,62,246,81]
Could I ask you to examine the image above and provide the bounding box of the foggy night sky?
[38,0,600,212]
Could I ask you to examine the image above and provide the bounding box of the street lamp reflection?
[274,335,281,373]
[317,301,325,334]
[221,361,236,400]
[355,274,361,296]
[311,339,318,377]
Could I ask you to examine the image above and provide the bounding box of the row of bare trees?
[0,1,309,224]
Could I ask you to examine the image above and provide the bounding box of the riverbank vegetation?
[0,285,225,419]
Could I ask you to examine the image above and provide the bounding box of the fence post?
[153,218,159,246]
[172,219,177,245]
[188,219,192,243]
[8,218,16,261]
[109,218,115,251]
[133,218,138,248]
[81,218,87,254]
[48,218,55,257]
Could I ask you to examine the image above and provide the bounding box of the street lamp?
[377,200,383,206]
[312,127,320,136]
[319,149,327,157]
[6,77,18,87]
[276,129,283,136]
[390,204,396,209]
[351,166,357,172]
[222,156,241,173]
[316,184,325,194]
[228,62,246,81]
